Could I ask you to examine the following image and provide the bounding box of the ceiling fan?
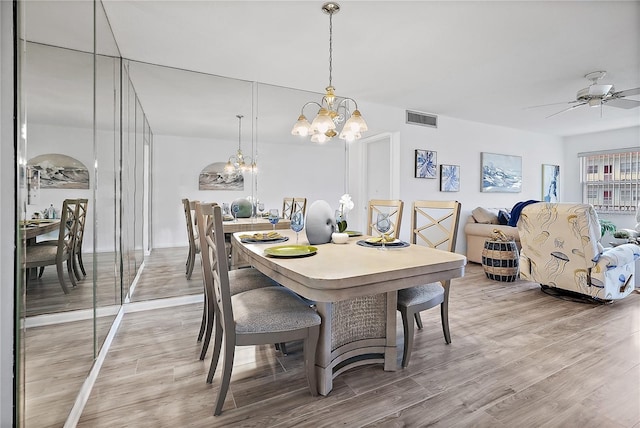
[531,71,640,118]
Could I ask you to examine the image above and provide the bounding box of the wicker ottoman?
[482,230,519,282]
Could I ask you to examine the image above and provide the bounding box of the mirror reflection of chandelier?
[225,114,255,172]
[291,2,368,144]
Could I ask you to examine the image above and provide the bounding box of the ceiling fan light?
[291,114,311,136]
[588,98,601,107]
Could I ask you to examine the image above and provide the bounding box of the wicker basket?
[482,229,519,282]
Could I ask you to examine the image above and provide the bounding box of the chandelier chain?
[328,11,333,88]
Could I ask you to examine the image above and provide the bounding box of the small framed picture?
[440,164,460,192]
[415,149,437,178]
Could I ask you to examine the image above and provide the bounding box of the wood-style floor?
[72,252,639,427]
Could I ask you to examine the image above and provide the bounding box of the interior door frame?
[349,132,401,233]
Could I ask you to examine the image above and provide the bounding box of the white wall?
[563,125,640,235]
[152,99,565,256]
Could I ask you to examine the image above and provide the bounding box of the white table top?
[232,229,467,302]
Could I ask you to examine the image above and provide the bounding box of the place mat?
[241,236,289,244]
[356,239,409,249]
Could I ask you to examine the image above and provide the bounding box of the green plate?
[264,245,318,258]
[345,230,362,237]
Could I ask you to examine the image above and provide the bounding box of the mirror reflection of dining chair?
[35,198,88,281]
[397,200,461,367]
[182,198,200,280]
[26,199,80,294]
[196,202,321,415]
[282,197,294,220]
[194,202,278,361]
[367,199,404,239]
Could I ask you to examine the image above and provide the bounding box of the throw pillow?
[472,207,499,224]
[498,210,511,225]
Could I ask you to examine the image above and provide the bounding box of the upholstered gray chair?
[194,202,278,360]
[26,199,80,294]
[196,202,321,415]
[397,200,461,367]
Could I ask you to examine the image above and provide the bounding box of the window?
[579,148,639,214]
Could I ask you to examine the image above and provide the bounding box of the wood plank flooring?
[73,255,639,427]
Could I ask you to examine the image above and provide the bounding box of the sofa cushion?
[472,207,499,224]
[497,209,511,225]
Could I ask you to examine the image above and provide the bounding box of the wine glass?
[232,204,240,222]
[290,212,304,245]
[268,209,280,231]
[257,202,265,218]
[376,213,391,251]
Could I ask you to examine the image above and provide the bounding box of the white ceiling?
[25,1,640,138]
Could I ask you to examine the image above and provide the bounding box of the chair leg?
[55,261,69,294]
[186,248,195,280]
[400,307,415,368]
[77,252,87,276]
[199,295,215,361]
[207,318,224,384]
[441,288,451,344]
[414,312,424,330]
[72,255,82,281]
[213,336,235,416]
[304,325,320,397]
[66,258,78,288]
[38,267,45,278]
[197,295,207,342]
[277,343,288,355]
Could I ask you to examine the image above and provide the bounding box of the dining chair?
[397,200,461,367]
[282,197,294,219]
[367,199,404,239]
[35,198,88,281]
[194,202,280,361]
[292,197,307,217]
[196,202,320,415]
[182,198,200,280]
[26,199,80,294]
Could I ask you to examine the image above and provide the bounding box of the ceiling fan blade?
[545,103,586,119]
[524,100,578,110]
[611,87,640,98]
[589,84,613,96]
[605,98,640,109]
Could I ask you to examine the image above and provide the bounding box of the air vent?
[406,110,438,128]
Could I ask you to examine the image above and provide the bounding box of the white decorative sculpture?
[305,200,335,245]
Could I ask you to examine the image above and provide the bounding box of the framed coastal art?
[27,153,90,189]
[480,152,522,193]
[440,164,460,192]
[199,162,244,190]
[415,149,437,178]
[542,164,560,202]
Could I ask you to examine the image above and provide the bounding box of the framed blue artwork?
[415,149,437,178]
[542,164,559,202]
[440,164,460,192]
[480,152,522,193]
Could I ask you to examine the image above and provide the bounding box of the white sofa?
[464,207,520,264]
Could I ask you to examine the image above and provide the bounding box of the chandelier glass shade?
[225,114,255,173]
[291,2,367,144]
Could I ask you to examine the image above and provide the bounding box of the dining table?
[223,217,291,269]
[231,229,467,395]
[20,219,61,244]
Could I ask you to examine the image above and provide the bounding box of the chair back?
[195,202,235,338]
[411,200,461,252]
[182,198,199,245]
[73,199,88,255]
[292,197,307,217]
[57,199,80,259]
[367,199,404,239]
[282,197,294,219]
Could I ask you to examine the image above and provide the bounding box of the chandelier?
[291,2,368,144]
[225,114,255,172]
